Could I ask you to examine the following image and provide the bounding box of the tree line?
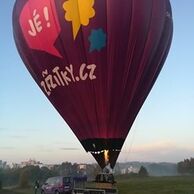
[177,158,194,174]
[0,162,100,188]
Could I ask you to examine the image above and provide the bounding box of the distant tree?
[28,166,41,182]
[19,169,29,188]
[72,163,79,176]
[93,164,101,178]
[59,162,71,176]
[86,164,96,179]
[114,163,121,175]
[0,169,3,188]
[40,166,56,182]
[177,158,194,174]
[138,166,149,177]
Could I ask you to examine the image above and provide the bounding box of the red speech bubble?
[19,0,62,58]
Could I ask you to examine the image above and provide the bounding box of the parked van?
[41,176,72,194]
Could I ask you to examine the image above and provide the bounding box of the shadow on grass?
[0,186,34,194]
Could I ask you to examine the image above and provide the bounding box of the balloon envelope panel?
[13,0,173,169]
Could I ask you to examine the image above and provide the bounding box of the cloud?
[60,147,80,151]
[9,135,27,139]
[35,145,53,153]
[0,128,7,131]
[0,146,15,150]
[120,141,194,163]
[131,141,177,153]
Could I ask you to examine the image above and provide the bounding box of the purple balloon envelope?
[13,0,173,169]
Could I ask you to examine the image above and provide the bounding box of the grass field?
[0,187,34,194]
[117,176,194,194]
[1,176,194,194]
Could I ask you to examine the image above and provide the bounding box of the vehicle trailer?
[73,186,117,194]
[73,188,106,194]
[73,173,118,194]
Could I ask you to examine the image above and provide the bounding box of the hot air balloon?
[12,0,173,169]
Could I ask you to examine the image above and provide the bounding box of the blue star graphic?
[88,28,106,52]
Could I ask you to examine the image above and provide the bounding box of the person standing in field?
[34,180,40,194]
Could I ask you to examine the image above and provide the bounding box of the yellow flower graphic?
[63,0,95,39]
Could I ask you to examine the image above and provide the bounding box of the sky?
[0,1,194,165]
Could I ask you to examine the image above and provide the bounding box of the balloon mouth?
[89,149,121,167]
[88,149,121,169]
[81,138,124,169]
[89,149,121,154]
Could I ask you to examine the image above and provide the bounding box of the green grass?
[0,187,34,194]
[117,176,194,194]
[1,176,194,194]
